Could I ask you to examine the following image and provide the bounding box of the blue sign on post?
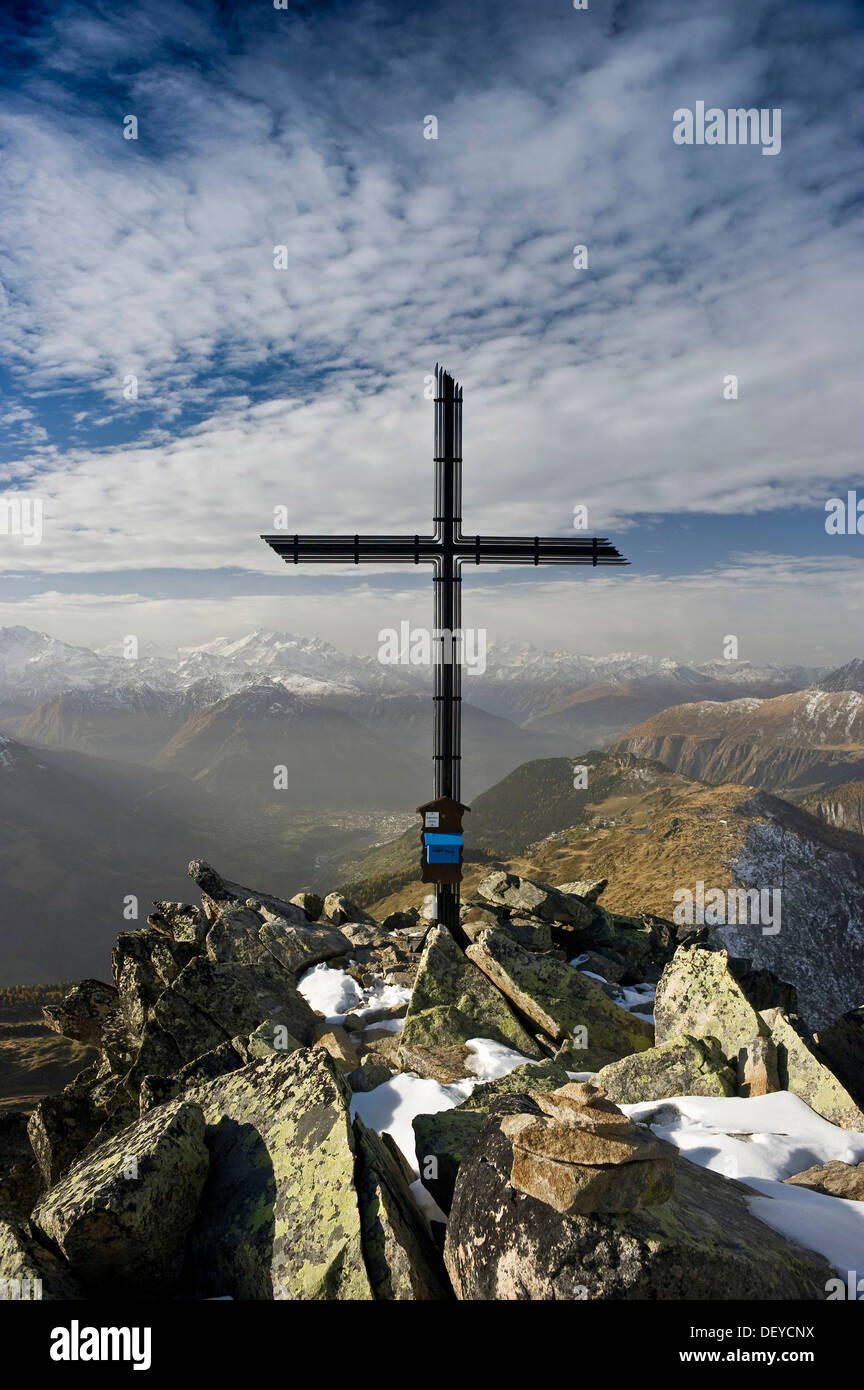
[423,832,463,865]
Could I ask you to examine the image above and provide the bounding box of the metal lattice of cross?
[262,366,629,936]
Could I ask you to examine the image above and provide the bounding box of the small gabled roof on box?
[416,795,470,814]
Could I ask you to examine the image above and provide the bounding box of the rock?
[32,1100,209,1293]
[148,901,208,946]
[0,1114,40,1224]
[352,1117,451,1299]
[339,922,381,946]
[258,915,350,975]
[182,1050,376,1300]
[594,1035,737,1104]
[399,927,543,1082]
[27,1091,103,1188]
[412,1061,572,1213]
[444,1118,836,1301]
[557,878,608,903]
[348,1059,395,1093]
[814,1006,864,1111]
[654,945,768,1060]
[570,950,628,985]
[738,1036,780,1098]
[205,906,270,964]
[323,892,375,927]
[158,957,318,1052]
[476,871,595,927]
[465,929,653,1065]
[728,961,798,1016]
[784,1161,864,1201]
[0,1217,84,1299]
[42,979,118,1047]
[760,1008,864,1129]
[501,918,554,952]
[381,909,420,933]
[502,1085,676,1215]
[313,1025,361,1074]
[291,891,324,921]
[244,1019,304,1060]
[460,906,504,939]
[187,860,307,924]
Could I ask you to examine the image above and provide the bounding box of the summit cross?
[262,366,628,935]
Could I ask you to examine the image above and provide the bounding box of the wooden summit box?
[417,795,469,884]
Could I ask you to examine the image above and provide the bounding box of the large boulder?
[465,929,652,1065]
[187,859,308,925]
[444,1110,836,1300]
[760,1008,864,1129]
[153,957,318,1057]
[0,1217,84,1300]
[42,979,118,1047]
[27,1090,103,1188]
[476,872,595,927]
[399,927,543,1082]
[31,1099,209,1293]
[181,1050,373,1299]
[258,913,350,976]
[654,945,768,1061]
[594,1035,737,1104]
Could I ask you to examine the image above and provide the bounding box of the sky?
[0,0,862,667]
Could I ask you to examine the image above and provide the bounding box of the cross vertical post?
[433,367,463,933]
[261,366,628,945]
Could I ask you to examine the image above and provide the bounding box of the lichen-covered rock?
[760,1008,864,1129]
[654,945,768,1060]
[466,929,653,1065]
[148,901,208,946]
[400,927,543,1081]
[32,1100,209,1293]
[27,1090,103,1188]
[187,859,308,924]
[594,1035,737,1104]
[444,1118,836,1301]
[556,878,608,904]
[412,1061,572,1213]
[352,1117,451,1300]
[243,1019,304,1060]
[0,1217,84,1300]
[154,957,318,1059]
[205,906,270,964]
[183,1049,375,1300]
[476,872,595,927]
[259,914,350,975]
[784,1160,864,1201]
[42,979,118,1048]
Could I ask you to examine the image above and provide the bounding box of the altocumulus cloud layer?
[0,0,862,662]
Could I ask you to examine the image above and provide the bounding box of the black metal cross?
[262,366,628,934]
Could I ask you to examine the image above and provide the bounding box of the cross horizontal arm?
[454,536,628,566]
[261,534,440,564]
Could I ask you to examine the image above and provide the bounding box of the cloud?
[3,552,861,667]
[0,0,861,660]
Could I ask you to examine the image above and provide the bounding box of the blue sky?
[0,0,862,664]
